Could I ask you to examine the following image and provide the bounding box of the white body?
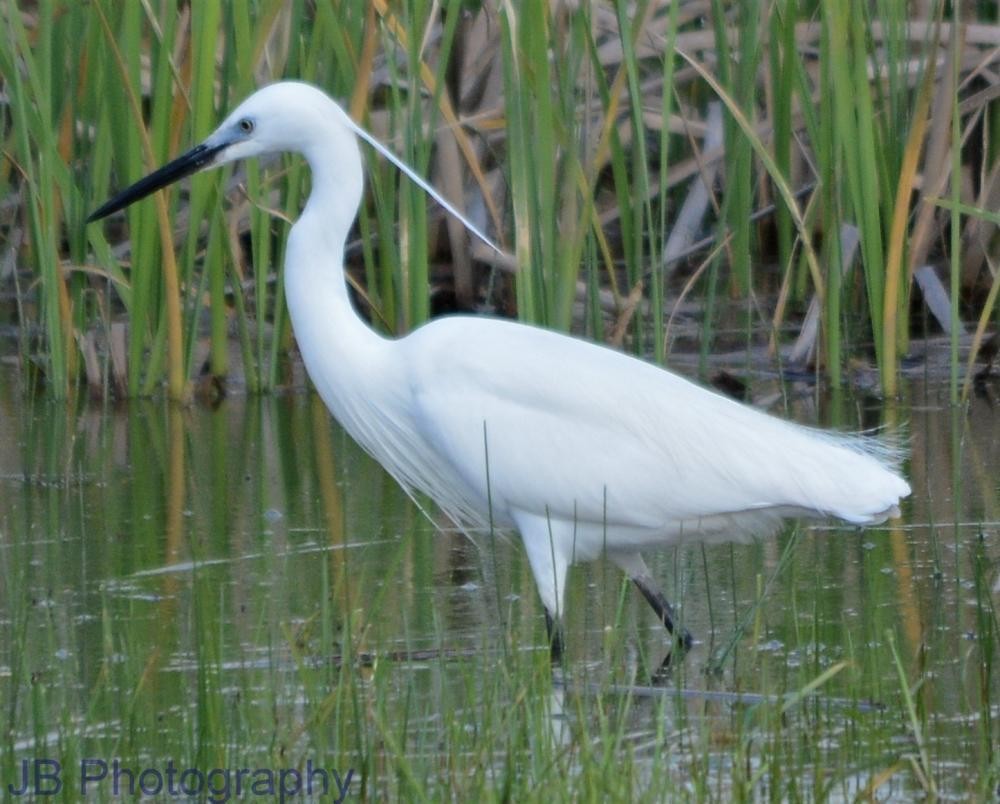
[215,84,912,620]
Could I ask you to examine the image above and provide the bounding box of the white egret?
[89,82,910,658]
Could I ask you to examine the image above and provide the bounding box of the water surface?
[1,366,997,799]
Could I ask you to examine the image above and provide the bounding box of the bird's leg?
[611,552,692,651]
[544,609,565,663]
[631,574,693,650]
[515,510,571,662]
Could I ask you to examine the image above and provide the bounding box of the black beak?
[87,140,227,223]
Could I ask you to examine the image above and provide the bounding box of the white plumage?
[90,82,911,652]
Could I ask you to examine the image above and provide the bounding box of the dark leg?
[611,552,693,651]
[544,609,565,662]
[609,553,691,679]
[631,574,693,651]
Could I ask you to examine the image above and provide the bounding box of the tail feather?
[795,431,910,523]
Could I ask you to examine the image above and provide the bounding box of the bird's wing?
[400,317,908,532]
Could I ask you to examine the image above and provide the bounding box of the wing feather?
[399,317,909,533]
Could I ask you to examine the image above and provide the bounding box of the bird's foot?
[544,610,566,664]
[649,633,692,683]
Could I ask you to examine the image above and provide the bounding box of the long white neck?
[282,100,392,442]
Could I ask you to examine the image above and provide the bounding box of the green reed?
[0,1,994,399]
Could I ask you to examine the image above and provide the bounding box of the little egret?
[89,82,910,658]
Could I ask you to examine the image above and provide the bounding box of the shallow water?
[1,365,998,799]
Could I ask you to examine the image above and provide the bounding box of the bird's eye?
[238,118,254,134]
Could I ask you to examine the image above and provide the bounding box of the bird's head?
[87,82,352,223]
[87,81,501,255]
